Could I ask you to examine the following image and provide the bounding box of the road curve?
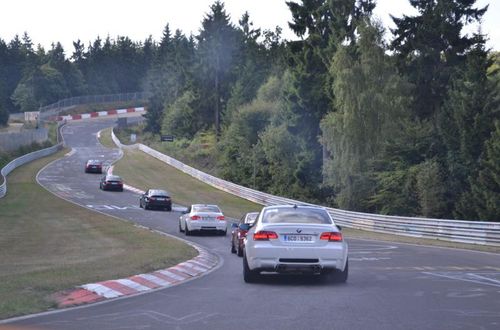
[4,119,500,330]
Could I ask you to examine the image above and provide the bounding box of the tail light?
[216,215,225,221]
[320,232,343,242]
[253,231,278,241]
[191,215,201,220]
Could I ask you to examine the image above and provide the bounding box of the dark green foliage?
[196,1,241,136]
[282,0,376,201]
[369,121,435,216]
[439,42,500,217]
[390,0,487,119]
[161,91,197,139]
[322,20,412,211]
[457,121,500,221]
[1,0,498,222]
[143,27,195,133]
[218,75,284,189]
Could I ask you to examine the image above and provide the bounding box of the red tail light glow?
[320,232,343,242]
[191,215,201,220]
[253,231,278,241]
[216,215,225,221]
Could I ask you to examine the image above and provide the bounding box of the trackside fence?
[0,123,65,199]
[111,130,500,247]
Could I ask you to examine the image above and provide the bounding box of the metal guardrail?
[111,130,500,247]
[38,92,150,119]
[0,123,65,199]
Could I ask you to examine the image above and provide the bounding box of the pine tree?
[390,0,488,119]
[196,1,240,137]
[284,0,375,200]
[459,121,500,221]
[322,20,412,211]
[439,41,499,217]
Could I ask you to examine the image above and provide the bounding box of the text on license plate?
[283,234,313,242]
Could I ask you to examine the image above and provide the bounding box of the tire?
[139,201,143,208]
[185,224,191,236]
[166,206,172,211]
[221,230,227,236]
[243,254,259,283]
[237,243,243,257]
[144,203,149,210]
[231,240,236,254]
[333,259,348,283]
[179,221,184,233]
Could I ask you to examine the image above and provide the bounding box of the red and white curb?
[55,107,145,121]
[53,251,218,307]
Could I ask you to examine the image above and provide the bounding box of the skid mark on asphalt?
[423,271,500,288]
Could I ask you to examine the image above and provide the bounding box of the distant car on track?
[179,204,227,236]
[231,212,259,257]
[99,174,123,191]
[243,204,348,283]
[84,159,103,173]
[140,189,172,211]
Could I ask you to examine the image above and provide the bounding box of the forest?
[0,0,498,221]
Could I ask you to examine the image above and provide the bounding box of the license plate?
[156,198,165,201]
[284,234,313,243]
[111,182,117,185]
[202,217,214,221]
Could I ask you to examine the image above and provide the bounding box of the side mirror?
[337,225,342,231]
[181,210,188,214]
[231,223,238,229]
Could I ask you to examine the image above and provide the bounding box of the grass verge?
[0,150,197,320]
[112,147,262,219]
[102,129,500,254]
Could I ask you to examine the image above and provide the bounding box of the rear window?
[193,205,221,213]
[245,213,259,224]
[262,207,331,224]
[150,190,168,197]
[107,176,121,181]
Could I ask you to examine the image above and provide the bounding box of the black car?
[85,159,103,173]
[140,189,172,211]
[99,175,123,191]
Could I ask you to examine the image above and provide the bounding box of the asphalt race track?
[5,120,500,330]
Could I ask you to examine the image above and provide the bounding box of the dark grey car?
[140,189,172,211]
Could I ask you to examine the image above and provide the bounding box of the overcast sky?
[0,0,498,55]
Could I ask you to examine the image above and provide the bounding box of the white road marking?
[423,272,500,288]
